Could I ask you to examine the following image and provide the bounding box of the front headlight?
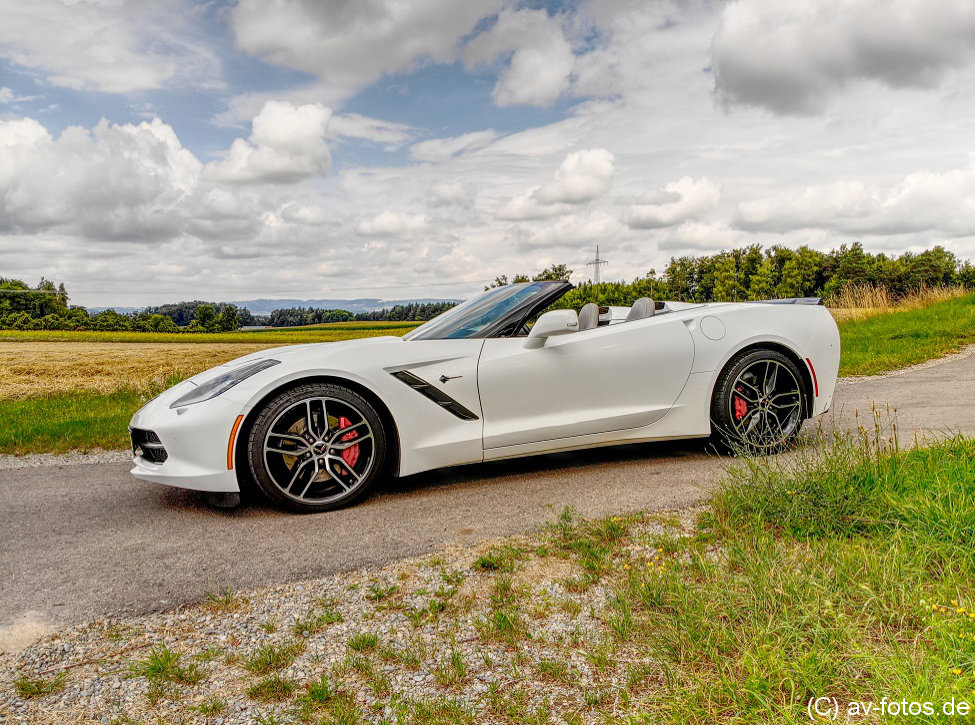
[169,359,280,409]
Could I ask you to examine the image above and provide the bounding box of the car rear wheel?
[711,348,807,454]
[246,383,386,512]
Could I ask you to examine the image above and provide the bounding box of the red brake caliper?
[337,415,360,468]
[733,387,749,421]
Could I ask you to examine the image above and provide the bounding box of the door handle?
[439,374,462,383]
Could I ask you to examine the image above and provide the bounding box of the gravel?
[0,450,130,470]
[0,507,700,724]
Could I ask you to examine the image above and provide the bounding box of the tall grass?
[621,432,975,722]
[828,283,967,322]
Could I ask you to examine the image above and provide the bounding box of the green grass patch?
[128,644,206,686]
[623,435,975,722]
[241,641,304,675]
[347,632,379,652]
[246,674,299,702]
[837,292,975,375]
[0,388,149,454]
[13,672,67,698]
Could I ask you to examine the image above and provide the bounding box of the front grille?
[130,427,168,464]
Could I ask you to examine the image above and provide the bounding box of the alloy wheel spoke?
[763,361,779,396]
[266,446,308,457]
[330,432,372,451]
[287,459,313,491]
[330,419,369,443]
[325,456,357,490]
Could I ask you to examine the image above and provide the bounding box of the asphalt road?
[2,348,973,648]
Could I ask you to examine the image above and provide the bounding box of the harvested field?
[0,342,272,400]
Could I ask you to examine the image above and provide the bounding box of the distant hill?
[87,297,460,315]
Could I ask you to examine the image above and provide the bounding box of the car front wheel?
[246,382,386,512]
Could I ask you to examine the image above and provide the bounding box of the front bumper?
[129,382,249,494]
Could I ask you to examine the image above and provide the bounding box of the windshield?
[404,282,566,340]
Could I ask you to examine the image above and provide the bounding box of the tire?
[246,382,387,512]
[710,348,807,454]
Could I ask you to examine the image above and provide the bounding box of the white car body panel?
[478,315,694,449]
[129,292,840,497]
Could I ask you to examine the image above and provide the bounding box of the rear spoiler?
[748,297,823,306]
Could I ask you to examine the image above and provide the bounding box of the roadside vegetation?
[6,430,973,723]
[837,291,975,376]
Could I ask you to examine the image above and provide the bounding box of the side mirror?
[525,309,578,348]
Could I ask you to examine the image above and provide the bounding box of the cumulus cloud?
[498,148,615,220]
[713,0,975,114]
[625,176,720,229]
[0,116,200,240]
[232,0,503,97]
[736,164,975,237]
[430,182,473,206]
[356,211,428,237]
[411,130,499,163]
[464,9,575,107]
[520,211,626,250]
[205,101,332,184]
[0,0,220,93]
[658,221,746,251]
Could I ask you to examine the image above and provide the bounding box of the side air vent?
[130,427,168,464]
[391,371,479,421]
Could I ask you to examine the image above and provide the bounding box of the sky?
[2,0,975,307]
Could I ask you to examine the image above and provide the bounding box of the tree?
[776,257,804,298]
[217,304,240,331]
[194,304,217,331]
[748,257,777,300]
[532,264,572,281]
[712,254,743,301]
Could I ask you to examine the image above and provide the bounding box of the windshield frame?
[403,281,572,341]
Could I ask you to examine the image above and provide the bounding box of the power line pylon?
[586,245,608,285]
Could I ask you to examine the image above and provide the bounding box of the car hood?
[185,336,404,384]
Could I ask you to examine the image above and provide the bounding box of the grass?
[241,641,304,675]
[827,283,966,321]
[0,388,150,454]
[13,672,67,698]
[347,632,379,652]
[618,434,975,722]
[836,292,975,375]
[290,608,343,637]
[246,674,299,702]
[128,644,206,686]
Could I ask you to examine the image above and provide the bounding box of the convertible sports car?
[130,281,840,512]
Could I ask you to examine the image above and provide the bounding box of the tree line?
[2,242,971,332]
[0,281,455,332]
[503,243,973,309]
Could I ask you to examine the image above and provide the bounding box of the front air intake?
[130,427,168,464]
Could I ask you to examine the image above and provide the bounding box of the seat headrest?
[578,302,600,331]
[625,297,655,322]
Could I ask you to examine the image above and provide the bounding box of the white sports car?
[130,281,840,512]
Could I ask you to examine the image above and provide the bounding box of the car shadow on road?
[153,437,717,517]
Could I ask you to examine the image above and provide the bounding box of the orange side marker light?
[227,415,244,470]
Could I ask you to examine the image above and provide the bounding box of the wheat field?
[0,342,275,400]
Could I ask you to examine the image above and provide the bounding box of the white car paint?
[130,293,840,497]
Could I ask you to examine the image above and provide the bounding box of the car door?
[476,316,695,450]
